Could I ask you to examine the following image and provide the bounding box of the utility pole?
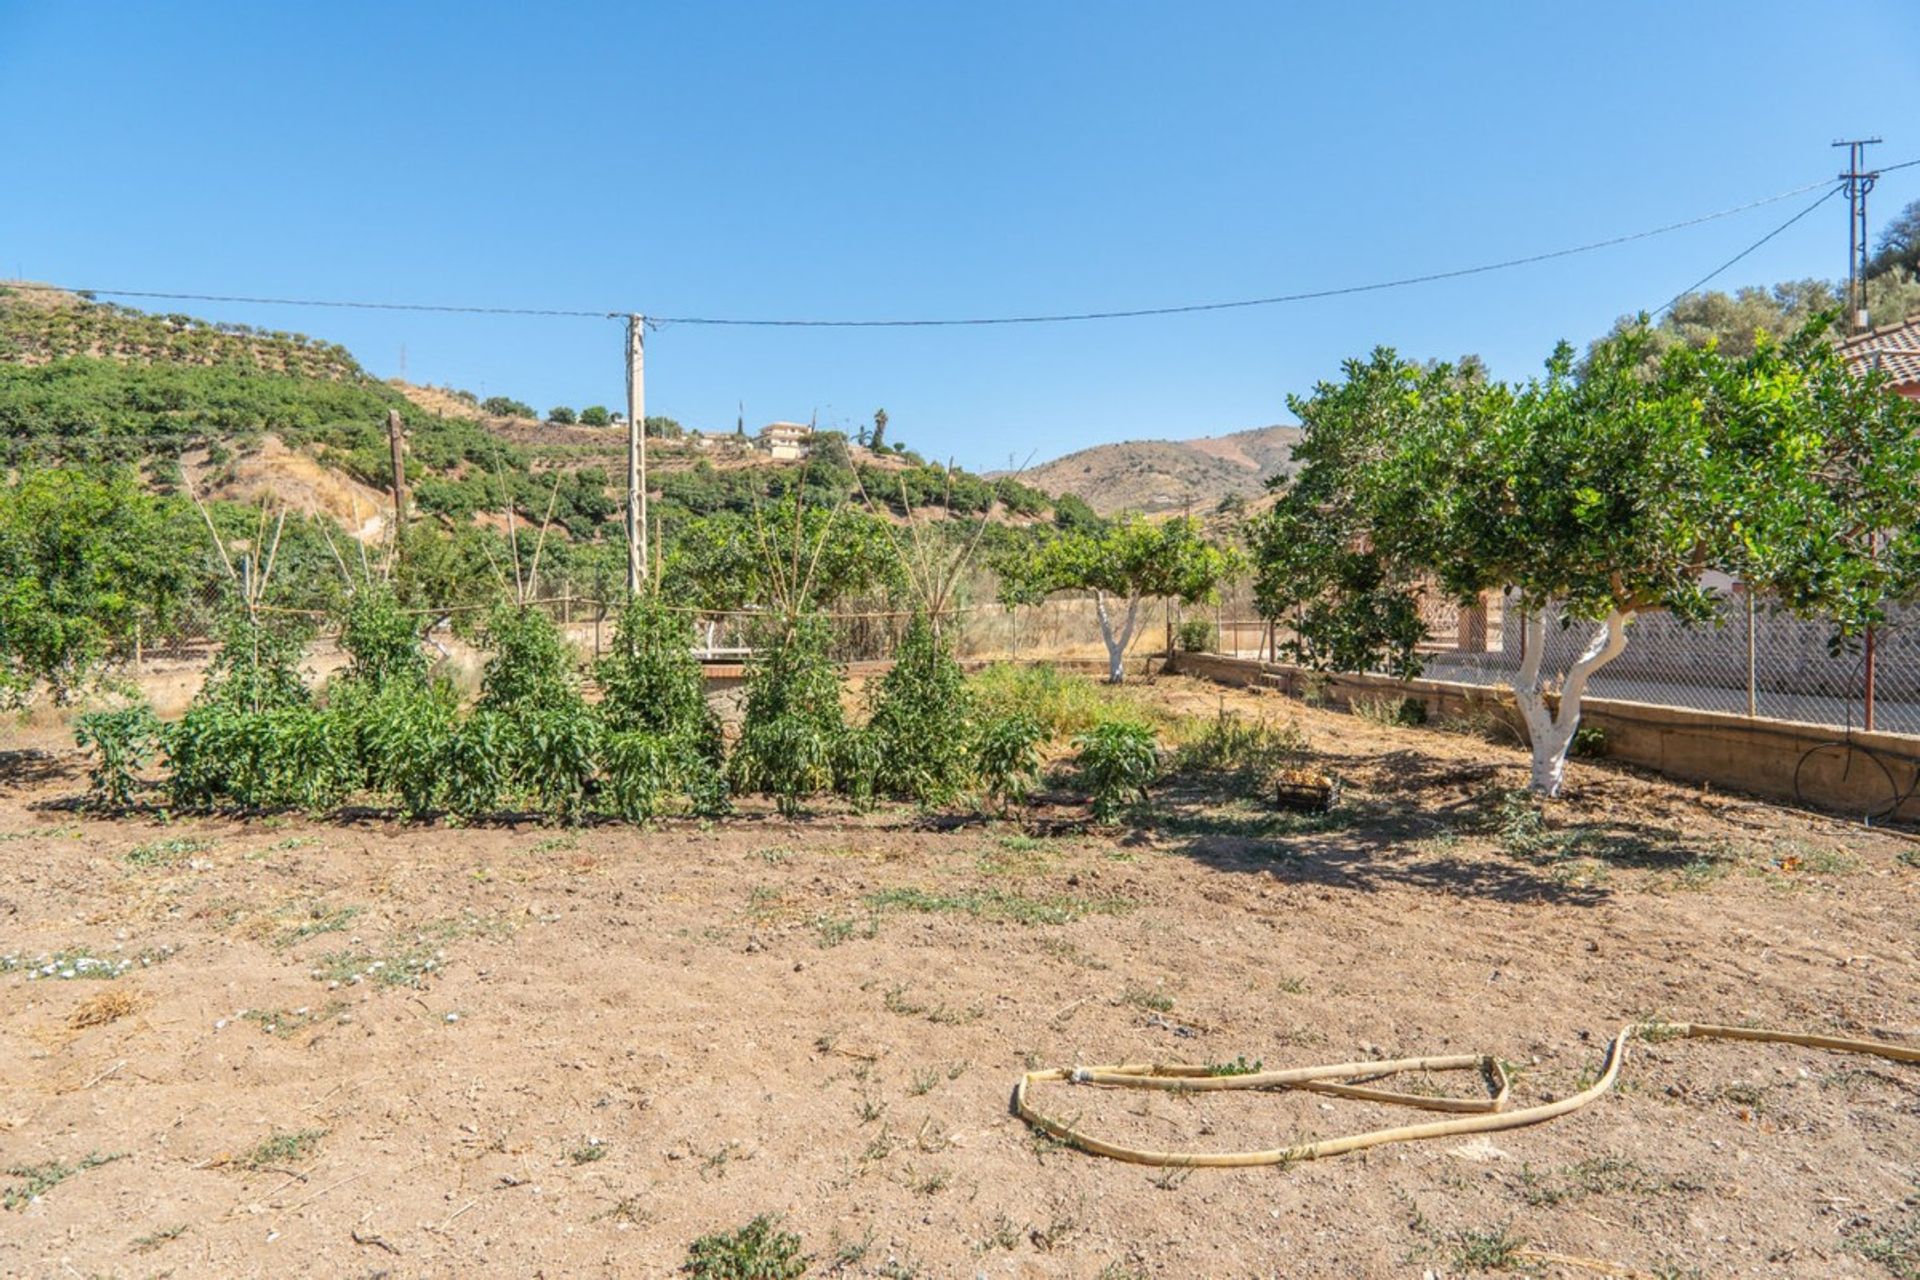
[386,408,407,559]
[1834,137,1881,334]
[625,314,647,593]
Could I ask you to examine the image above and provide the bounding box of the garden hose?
[1014,1021,1920,1168]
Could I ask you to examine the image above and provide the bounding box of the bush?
[731,614,846,815]
[597,595,719,752]
[1073,720,1160,822]
[478,604,580,715]
[74,703,161,807]
[198,609,312,713]
[865,615,972,803]
[349,678,459,818]
[975,711,1046,811]
[579,405,611,427]
[548,405,577,425]
[444,709,512,819]
[1177,618,1216,653]
[600,730,676,822]
[337,583,426,692]
[480,396,536,419]
[512,706,600,824]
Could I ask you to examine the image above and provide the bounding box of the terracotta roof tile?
[1838,314,1920,386]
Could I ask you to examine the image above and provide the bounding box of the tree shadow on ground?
[1140,744,1715,908]
[0,750,78,791]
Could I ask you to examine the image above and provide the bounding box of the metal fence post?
[1864,623,1877,732]
[1745,588,1757,718]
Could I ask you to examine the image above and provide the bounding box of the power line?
[1652,184,1845,316]
[5,171,1883,330]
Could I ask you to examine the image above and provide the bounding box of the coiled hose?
[1015,1021,1920,1167]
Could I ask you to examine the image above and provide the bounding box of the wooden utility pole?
[386,409,407,557]
[625,314,647,593]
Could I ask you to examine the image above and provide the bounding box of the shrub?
[865,615,973,803]
[732,614,845,815]
[337,584,426,692]
[1177,618,1216,652]
[600,730,677,822]
[1074,720,1160,822]
[198,609,312,714]
[975,711,1046,811]
[683,1215,807,1280]
[512,706,600,824]
[349,678,459,818]
[478,603,580,715]
[548,405,577,425]
[597,594,720,753]
[479,396,536,419]
[830,725,883,812]
[444,709,512,819]
[74,703,162,808]
[579,405,611,427]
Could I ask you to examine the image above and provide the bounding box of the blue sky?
[4,2,1919,470]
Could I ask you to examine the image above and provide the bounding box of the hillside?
[1010,423,1301,515]
[0,282,1061,540]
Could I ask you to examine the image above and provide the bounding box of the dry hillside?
[1010,423,1301,515]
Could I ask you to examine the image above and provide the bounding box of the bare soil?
[3,675,1918,1278]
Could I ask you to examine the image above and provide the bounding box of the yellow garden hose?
[1014,1021,1920,1168]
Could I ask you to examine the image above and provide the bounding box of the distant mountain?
[1007,424,1302,515]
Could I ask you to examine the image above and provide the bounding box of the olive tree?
[999,515,1237,683]
[1252,320,1920,795]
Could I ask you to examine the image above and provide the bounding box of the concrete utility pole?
[1834,137,1881,334]
[386,409,407,557]
[625,314,647,593]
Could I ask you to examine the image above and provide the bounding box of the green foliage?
[732,614,846,815]
[682,1214,808,1280]
[198,609,313,714]
[974,711,1046,811]
[444,710,513,819]
[996,514,1238,681]
[478,604,580,715]
[348,678,459,818]
[337,583,426,692]
[597,594,718,748]
[0,466,198,703]
[579,404,611,427]
[968,662,1158,738]
[1177,618,1216,652]
[865,615,974,803]
[600,730,679,821]
[1253,320,1920,727]
[480,395,536,419]
[1073,721,1160,822]
[547,405,576,425]
[512,706,600,824]
[73,703,162,807]
[829,725,884,813]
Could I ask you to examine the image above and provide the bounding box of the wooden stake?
[387,408,407,560]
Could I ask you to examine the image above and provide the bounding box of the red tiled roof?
[1839,314,1920,385]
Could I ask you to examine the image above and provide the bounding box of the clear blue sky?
[4,2,1919,470]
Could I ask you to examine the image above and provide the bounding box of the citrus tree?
[999,515,1238,683]
[1252,319,1920,795]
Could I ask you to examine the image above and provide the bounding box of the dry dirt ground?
[3,675,1918,1279]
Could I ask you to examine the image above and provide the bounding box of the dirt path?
[3,677,1917,1277]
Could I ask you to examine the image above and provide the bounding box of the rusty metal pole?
[1864,623,1877,732]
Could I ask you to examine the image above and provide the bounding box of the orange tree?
[1251,319,1920,795]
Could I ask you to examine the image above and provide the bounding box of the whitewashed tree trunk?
[1093,590,1142,684]
[1509,606,1633,796]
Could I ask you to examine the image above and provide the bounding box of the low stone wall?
[1166,652,1920,824]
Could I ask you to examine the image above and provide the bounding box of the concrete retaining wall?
[1166,652,1920,823]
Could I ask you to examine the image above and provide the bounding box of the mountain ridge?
[1002,423,1301,515]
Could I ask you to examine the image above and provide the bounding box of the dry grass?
[67,989,143,1029]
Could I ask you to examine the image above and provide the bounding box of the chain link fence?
[1215,588,1919,738]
